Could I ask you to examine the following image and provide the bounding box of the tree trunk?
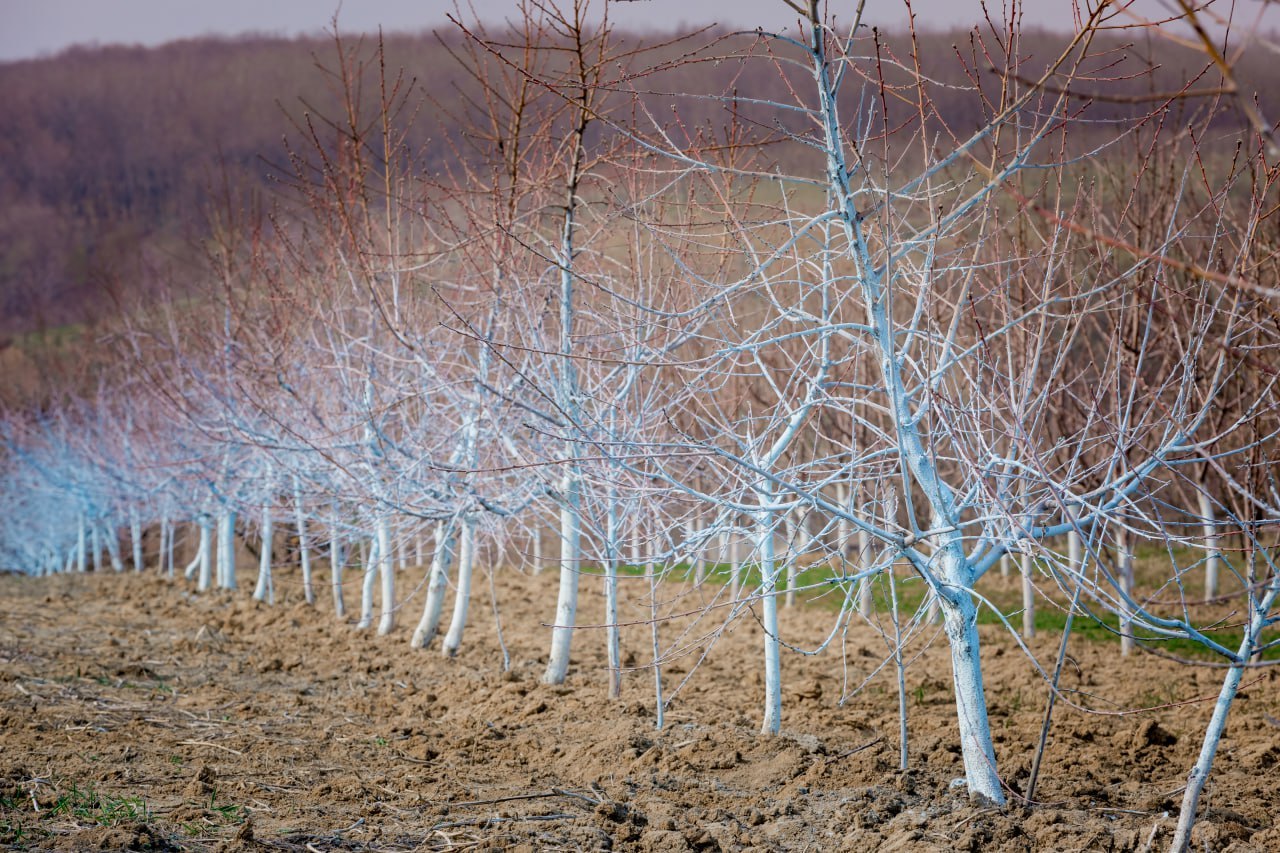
[758,499,782,734]
[1117,526,1134,656]
[376,516,395,635]
[216,509,236,590]
[196,517,213,591]
[1197,489,1219,602]
[129,507,143,572]
[543,470,582,684]
[412,518,456,648]
[647,538,664,729]
[442,517,476,656]
[357,537,378,630]
[606,493,622,699]
[330,530,346,619]
[76,513,87,573]
[856,527,872,617]
[294,480,314,605]
[939,587,1005,805]
[254,505,273,603]
[1021,550,1035,639]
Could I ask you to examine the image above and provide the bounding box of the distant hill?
[1,25,1272,339]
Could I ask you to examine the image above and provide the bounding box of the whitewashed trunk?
[543,470,582,684]
[533,525,543,575]
[606,493,622,699]
[647,539,664,729]
[692,514,706,584]
[856,527,872,617]
[940,586,1005,805]
[1021,550,1035,639]
[1171,578,1277,851]
[330,530,346,619]
[357,537,378,630]
[784,512,797,610]
[294,480,314,605]
[441,517,476,656]
[159,516,173,577]
[196,517,213,591]
[1117,527,1134,656]
[1067,505,1082,577]
[376,516,395,635]
[254,505,273,603]
[1197,490,1219,602]
[729,530,743,603]
[836,483,851,558]
[76,514,87,573]
[104,521,124,572]
[216,510,236,590]
[758,501,782,734]
[411,519,456,648]
[129,508,143,572]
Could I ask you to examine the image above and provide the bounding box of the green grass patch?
[593,544,1278,662]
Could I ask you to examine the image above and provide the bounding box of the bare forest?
[1,1,1279,851]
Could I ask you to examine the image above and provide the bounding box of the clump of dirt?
[0,568,1276,851]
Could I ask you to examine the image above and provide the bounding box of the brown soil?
[0,568,1277,851]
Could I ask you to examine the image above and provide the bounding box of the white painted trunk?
[1171,577,1276,851]
[104,521,123,572]
[729,533,743,604]
[294,481,314,605]
[692,514,706,584]
[330,531,346,619]
[183,524,200,580]
[411,519,456,648]
[1021,551,1035,639]
[533,525,543,575]
[76,514,87,573]
[129,508,143,573]
[647,539,664,729]
[159,516,172,577]
[784,512,797,609]
[376,516,395,635]
[216,510,236,590]
[91,524,102,573]
[940,590,1005,805]
[196,518,213,591]
[357,538,378,630]
[835,483,851,557]
[1171,660,1246,851]
[856,528,872,617]
[1067,507,1082,577]
[543,472,582,684]
[441,517,476,656]
[758,503,782,735]
[605,494,622,699]
[254,506,273,603]
[1197,490,1219,602]
[1117,527,1134,656]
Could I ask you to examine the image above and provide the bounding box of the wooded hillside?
[2,23,1275,339]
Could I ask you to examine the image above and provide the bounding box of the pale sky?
[1,0,1277,62]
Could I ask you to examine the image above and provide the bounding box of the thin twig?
[177,740,244,756]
